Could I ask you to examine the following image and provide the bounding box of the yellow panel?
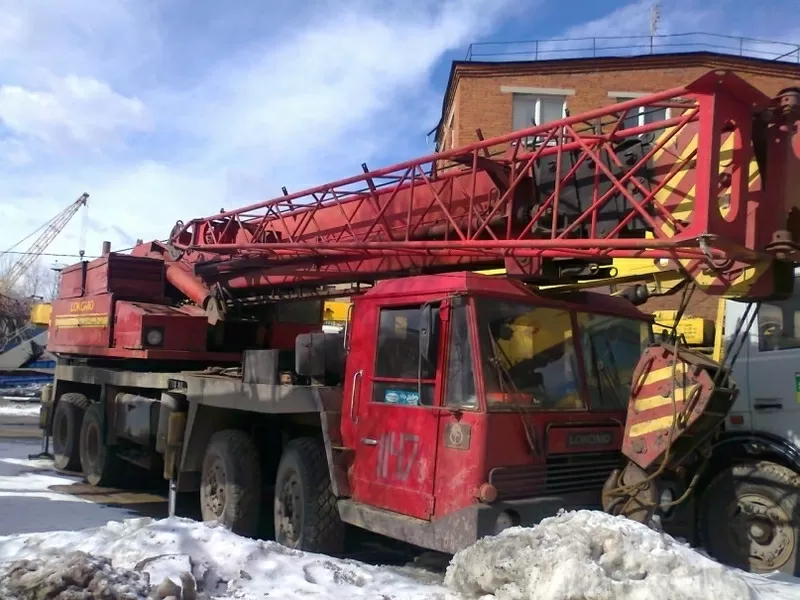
[323,301,351,324]
[30,303,52,326]
[652,312,713,346]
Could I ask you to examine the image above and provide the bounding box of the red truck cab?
[337,272,653,552]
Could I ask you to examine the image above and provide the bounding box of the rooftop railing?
[464,32,800,64]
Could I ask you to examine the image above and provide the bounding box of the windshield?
[474,298,652,411]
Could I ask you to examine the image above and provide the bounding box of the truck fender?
[708,430,800,476]
[175,400,238,492]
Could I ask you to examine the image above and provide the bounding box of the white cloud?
[0,0,516,261]
[0,75,150,148]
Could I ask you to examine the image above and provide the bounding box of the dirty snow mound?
[0,550,150,600]
[445,510,753,600]
[0,517,458,600]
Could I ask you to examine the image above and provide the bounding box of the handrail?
[465,32,800,64]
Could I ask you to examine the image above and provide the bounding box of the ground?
[1,397,800,599]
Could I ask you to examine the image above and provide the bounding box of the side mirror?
[419,303,433,365]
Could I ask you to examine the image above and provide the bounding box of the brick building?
[433,49,800,323]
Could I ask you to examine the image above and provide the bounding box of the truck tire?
[699,461,800,575]
[274,437,344,555]
[200,430,261,538]
[79,402,119,487]
[52,393,90,472]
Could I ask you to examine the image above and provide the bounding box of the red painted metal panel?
[112,301,207,352]
[85,254,165,300]
[49,294,113,348]
[57,262,86,299]
[546,425,622,454]
[342,293,443,520]
[432,411,486,517]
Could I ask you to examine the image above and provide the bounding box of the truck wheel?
[699,461,800,575]
[200,430,261,538]
[274,437,344,555]
[79,402,119,487]
[52,393,90,472]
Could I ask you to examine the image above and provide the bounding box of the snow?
[445,510,800,600]
[0,440,139,535]
[0,440,798,599]
[0,511,798,600]
[0,402,41,418]
[0,517,459,600]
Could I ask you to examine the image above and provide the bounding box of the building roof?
[434,50,800,147]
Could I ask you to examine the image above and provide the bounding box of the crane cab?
[337,271,653,553]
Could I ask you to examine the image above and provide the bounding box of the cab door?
[347,302,444,520]
[735,281,800,448]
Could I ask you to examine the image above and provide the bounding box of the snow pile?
[0,550,150,600]
[0,517,458,600]
[0,506,798,599]
[445,510,800,600]
[0,402,41,417]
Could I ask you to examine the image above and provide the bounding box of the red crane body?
[41,71,800,563]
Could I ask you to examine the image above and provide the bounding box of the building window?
[611,93,670,132]
[373,304,441,406]
[512,93,566,148]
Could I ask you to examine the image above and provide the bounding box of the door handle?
[754,399,783,411]
[361,438,378,446]
[350,369,364,424]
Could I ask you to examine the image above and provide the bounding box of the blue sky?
[0,0,798,268]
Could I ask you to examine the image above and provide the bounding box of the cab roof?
[360,272,651,321]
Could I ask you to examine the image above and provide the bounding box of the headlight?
[145,328,164,347]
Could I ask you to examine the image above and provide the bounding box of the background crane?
[0,193,89,349]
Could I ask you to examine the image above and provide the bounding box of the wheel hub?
[726,493,794,571]
[203,458,227,517]
[276,474,302,543]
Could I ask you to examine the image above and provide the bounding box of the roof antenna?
[649,3,661,47]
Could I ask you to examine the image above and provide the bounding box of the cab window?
[577,312,652,411]
[474,298,585,410]
[373,304,440,406]
[758,297,800,352]
[445,298,478,409]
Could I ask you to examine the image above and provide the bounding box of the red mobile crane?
[41,71,800,574]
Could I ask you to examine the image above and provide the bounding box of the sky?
[0,0,798,271]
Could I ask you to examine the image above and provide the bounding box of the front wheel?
[274,437,344,554]
[699,461,800,575]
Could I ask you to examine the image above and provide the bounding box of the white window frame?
[503,86,574,148]
[609,91,672,130]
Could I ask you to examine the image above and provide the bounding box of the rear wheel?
[52,393,90,472]
[200,430,261,538]
[274,437,344,555]
[79,402,120,487]
[699,461,800,575]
